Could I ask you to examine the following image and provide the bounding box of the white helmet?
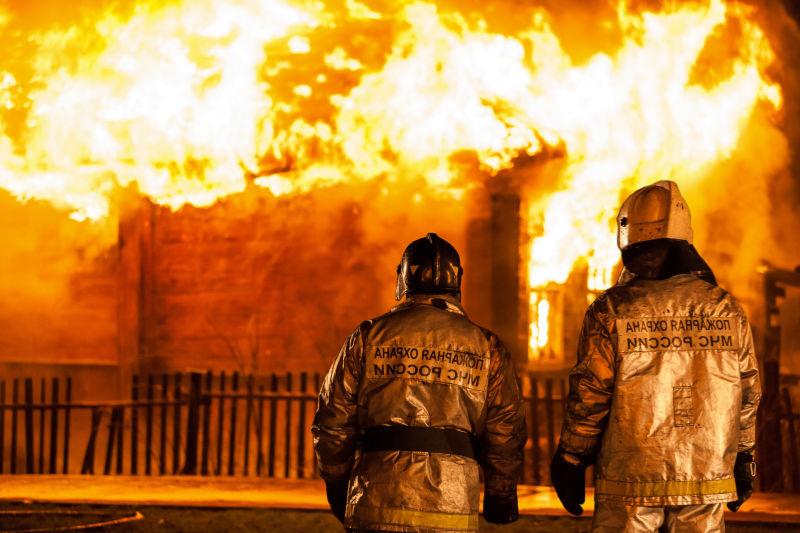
[617,180,692,251]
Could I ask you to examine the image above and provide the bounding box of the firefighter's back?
[594,273,749,505]
[346,296,494,532]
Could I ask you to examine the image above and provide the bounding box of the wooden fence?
[778,386,800,492]
[521,373,568,485]
[4,370,799,491]
[0,377,72,475]
[0,371,568,485]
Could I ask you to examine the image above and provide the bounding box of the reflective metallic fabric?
[593,501,725,532]
[312,294,526,532]
[559,273,761,507]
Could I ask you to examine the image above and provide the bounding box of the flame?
[525,0,782,289]
[521,0,781,361]
[0,0,319,220]
[0,0,785,371]
[529,291,551,356]
[0,0,782,228]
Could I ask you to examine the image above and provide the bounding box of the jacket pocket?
[673,385,694,427]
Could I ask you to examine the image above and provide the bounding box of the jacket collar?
[391,293,466,316]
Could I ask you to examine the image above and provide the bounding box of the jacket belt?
[361,426,479,460]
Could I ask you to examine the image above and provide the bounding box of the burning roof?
[0,1,786,290]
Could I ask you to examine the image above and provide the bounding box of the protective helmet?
[395,233,463,300]
[617,180,692,251]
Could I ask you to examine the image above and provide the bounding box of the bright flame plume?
[0,0,785,367]
[525,0,781,290]
[0,0,781,228]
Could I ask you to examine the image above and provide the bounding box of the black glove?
[483,493,519,524]
[727,451,756,512]
[550,448,589,516]
[325,478,349,523]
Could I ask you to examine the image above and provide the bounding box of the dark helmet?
[395,233,463,300]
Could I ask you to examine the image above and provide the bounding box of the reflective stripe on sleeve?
[596,478,736,498]
[347,504,479,530]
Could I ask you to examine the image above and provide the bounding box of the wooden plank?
[228,372,239,476]
[131,375,139,475]
[49,378,59,474]
[173,372,183,474]
[518,375,531,485]
[284,373,293,478]
[311,373,320,479]
[268,374,277,477]
[104,408,119,475]
[200,371,212,476]
[116,406,125,474]
[183,372,202,475]
[11,379,18,474]
[530,377,541,485]
[38,378,45,474]
[782,388,800,491]
[63,378,71,474]
[297,372,307,478]
[243,374,253,476]
[145,374,154,475]
[545,378,555,472]
[256,383,265,477]
[215,372,226,476]
[160,374,168,475]
[0,380,5,474]
[81,407,103,475]
[24,378,34,474]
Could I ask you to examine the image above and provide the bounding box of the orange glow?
[0,0,780,225]
[529,291,551,358]
[523,1,780,361]
[0,0,785,366]
[0,0,320,220]
[526,0,781,292]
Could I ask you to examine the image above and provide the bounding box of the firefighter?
[312,233,526,532]
[551,180,761,532]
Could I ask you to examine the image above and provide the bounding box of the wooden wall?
[0,191,118,370]
[134,183,473,375]
[0,181,506,385]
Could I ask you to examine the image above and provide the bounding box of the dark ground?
[0,504,799,533]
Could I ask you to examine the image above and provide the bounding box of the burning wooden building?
[0,0,799,484]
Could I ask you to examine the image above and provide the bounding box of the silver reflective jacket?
[560,273,761,506]
[312,294,526,532]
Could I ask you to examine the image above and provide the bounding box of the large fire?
[0,0,785,361]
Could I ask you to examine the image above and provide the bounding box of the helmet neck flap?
[621,239,717,286]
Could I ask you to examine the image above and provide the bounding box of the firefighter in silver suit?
[551,180,761,532]
[312,233,526,532]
